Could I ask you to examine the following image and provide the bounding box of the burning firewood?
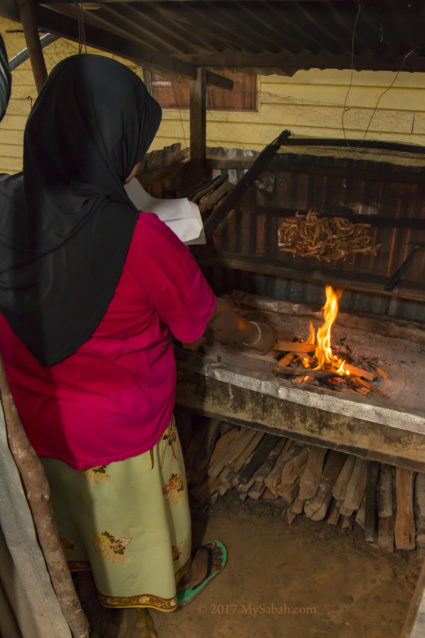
[273,285,387,396]
[277,210,381,263]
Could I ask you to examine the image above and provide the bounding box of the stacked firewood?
[184,421,425,554]
[189,173,234,214]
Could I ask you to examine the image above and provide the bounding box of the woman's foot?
[178,541,223,591]
[177,540,227,607]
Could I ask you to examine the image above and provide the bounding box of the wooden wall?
[155,70,425,152]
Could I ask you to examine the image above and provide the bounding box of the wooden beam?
[197,253,425,304]
[179,52,425,74]
[18,0,48,93]
[22,3,201,81]
[190,67,206,165]
[33,5,232,88]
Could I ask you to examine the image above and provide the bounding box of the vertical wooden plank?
[190,67,206,166]
[18,0,48,94]
[365,460,380,543]
[395,467,416,551]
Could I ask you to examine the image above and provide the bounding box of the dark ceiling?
[2,1,425,81]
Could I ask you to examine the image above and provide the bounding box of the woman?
[0,54,274,629]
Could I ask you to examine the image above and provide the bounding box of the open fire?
[305,285,349,376]
[274,285,389,396]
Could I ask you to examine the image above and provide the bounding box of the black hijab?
[0,54,162,365]
[0,35,11,121]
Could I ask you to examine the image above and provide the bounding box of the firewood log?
[208,428,254,478]
[340,457,368,515]
[304,451,346,521]
[378,516,395,553]
[415,472,425,551]
[327,499,341,525]
[264,439,293,493]
[332,456,355,502]
[237,439,286,494]
[255,437,287,482]
[263,489,278,500]
[365,461,380,543]
[230,430,264,473]
[268,443,305,495]
[291,497,304,515]
[298,447,327,501]
[279,479,300,505]
[355,493,366,530]
[341,515,354,530]
[377,464,394,518]
[395,468,416,551]
[190,474,221,504]
[195,419,221,471]
[248,480,266,500]
[287,509,298,525]
[280,447,310,486]
[238,434,282,485]
[205,427,238,472]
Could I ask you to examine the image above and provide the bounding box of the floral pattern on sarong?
[60,537,75,552]
[92,531,131,564]
[161,419,179,465]
[85,465,111,484]
[162,473,184,505]
[172,542,184,562]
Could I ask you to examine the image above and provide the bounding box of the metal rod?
[203,129,291,237]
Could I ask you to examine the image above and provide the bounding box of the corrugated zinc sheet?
[203,144,425,320]
[5,0,425,74]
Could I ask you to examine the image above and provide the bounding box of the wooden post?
[18,0,48,94]
[0,356,89,638]
[190,67,206,165]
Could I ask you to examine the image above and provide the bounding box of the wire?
[341,3,362,147]
[358,48,416,146]
[75,2,87,55]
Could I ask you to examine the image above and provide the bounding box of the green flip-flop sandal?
[177,539,228,608]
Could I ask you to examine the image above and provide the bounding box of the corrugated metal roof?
[1,1,425,78]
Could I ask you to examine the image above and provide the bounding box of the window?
[150,70,257,111]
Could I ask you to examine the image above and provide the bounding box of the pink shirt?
[0,213,216,470]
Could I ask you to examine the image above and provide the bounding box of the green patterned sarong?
[41,418,191,612]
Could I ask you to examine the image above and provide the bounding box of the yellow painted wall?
[1,15,425,174]
[155,70,425,152]
[0,17,144,173]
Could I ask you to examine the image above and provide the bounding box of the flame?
[308,286,349,376]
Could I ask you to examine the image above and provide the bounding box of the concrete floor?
[152,493,421,638]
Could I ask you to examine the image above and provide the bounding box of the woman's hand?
[204,297,276,354]
[242,321,276,355]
